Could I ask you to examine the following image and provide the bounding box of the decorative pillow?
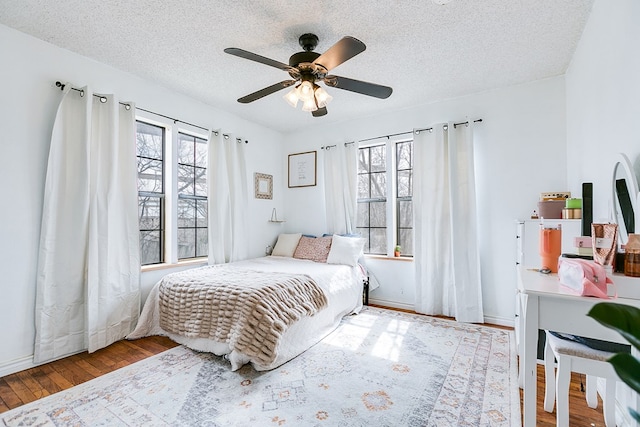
[293,236,333,263]
[271,233,302,257]
[326,234,366,266]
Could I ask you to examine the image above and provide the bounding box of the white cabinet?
[515,219,582,269]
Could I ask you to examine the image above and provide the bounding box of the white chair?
[543,330,618,427]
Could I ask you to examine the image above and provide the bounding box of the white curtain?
[34,86,140,363]
[323,143,358,234]
[208,131,249,264]
[413,121,483,323]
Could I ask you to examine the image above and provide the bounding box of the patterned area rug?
[2,307,520,426]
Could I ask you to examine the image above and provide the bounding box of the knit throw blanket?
[158,265,328,367]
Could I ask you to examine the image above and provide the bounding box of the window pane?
[397,141,412,170]
[370,201,386,227]
[178,133,195,165]
[140,230,161,265]
[370,172,387,198]
[194,166,207,197]
[177,198,196,227]
[397,170,412,198]
[195,138,208,168]
[139,196,161,230]
[358,174,370,199]
[196,200,208,228]
[398,200,413,228]
[370,145,386,172]
[196,228,208,257]
[178,228,196,259]
[370,228,387,255]
[399,229,414,256]
[138,159,163,193]
[358,148,370,174]
[357,202,369,227]
[356,227,370,253]
[136,122,163,160]
[178,164,195,195]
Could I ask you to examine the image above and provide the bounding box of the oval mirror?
[612,153,640,245]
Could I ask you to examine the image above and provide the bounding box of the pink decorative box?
[574,237,592,248]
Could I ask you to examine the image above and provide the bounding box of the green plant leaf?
[609,353,640,394]
[631,407,640,423]
[587,302,640,351]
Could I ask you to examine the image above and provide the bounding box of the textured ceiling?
[0,0,594,133]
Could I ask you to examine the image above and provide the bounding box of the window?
[177,133,208,259]
[136,119,208,266]
[357,139,413,257]
[396,141,413,256]
[137,121,165,265]
[357,144,387,254]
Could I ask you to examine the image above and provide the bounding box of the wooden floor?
[0,335,610,425]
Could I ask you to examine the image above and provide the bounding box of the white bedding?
[128,256,363,371]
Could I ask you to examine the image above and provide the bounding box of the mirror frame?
[611,153,640,246]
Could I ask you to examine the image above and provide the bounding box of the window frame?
[357,136,413,258]
[136,111,209,269]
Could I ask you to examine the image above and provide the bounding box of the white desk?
[518,268,640,427]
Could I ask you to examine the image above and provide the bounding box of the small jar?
[624,234,640,277]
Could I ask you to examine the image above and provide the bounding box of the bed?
[128,254,365,371]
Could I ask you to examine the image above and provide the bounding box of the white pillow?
[326,234,365,266]
[271,233,302,257]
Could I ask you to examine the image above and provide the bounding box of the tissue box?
[537,200,565,219]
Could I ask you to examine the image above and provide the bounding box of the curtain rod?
[55,81,211,133]
[414,118,483,134]
[321,141,355,150]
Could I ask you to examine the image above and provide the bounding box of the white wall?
[565,1,640,423]
[282,77,568,324]
[566,0,640,218]
[0,24,286,376]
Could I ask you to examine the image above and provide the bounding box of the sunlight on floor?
[323,313,411,362]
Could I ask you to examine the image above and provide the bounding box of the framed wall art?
[288,151,317,188]
[254,172,273,199]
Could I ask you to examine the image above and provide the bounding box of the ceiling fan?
[224,33,393,117]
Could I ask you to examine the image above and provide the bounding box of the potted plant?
[394,245,401,257]
[587,302,640,422]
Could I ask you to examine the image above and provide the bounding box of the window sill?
[141,257,208,273]
[364,254,414,262]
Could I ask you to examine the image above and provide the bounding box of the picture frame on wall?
[288,151,317,188]
[254,173,273,199]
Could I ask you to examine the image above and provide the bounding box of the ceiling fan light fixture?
[298,81,315,101]
[283,87,299,108]
[301,97,318,112]
[314,86,333,108]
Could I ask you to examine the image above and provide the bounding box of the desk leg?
[517,292,526,388]
[523,294,539,427]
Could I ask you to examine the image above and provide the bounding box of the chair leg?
[603,379,616,427]
[544,334,556,413]
[586,375,597,408]
[556,356,571,427]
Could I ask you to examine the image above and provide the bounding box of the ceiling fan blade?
[324,75,393,99]
[313,36,366,72]
[224,48,293,72]
[237,80,296,103]
[312,106,327,117]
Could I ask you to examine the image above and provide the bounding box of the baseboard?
[367,298,415,312]
[0,355,36,377]
[483,315,515,328]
